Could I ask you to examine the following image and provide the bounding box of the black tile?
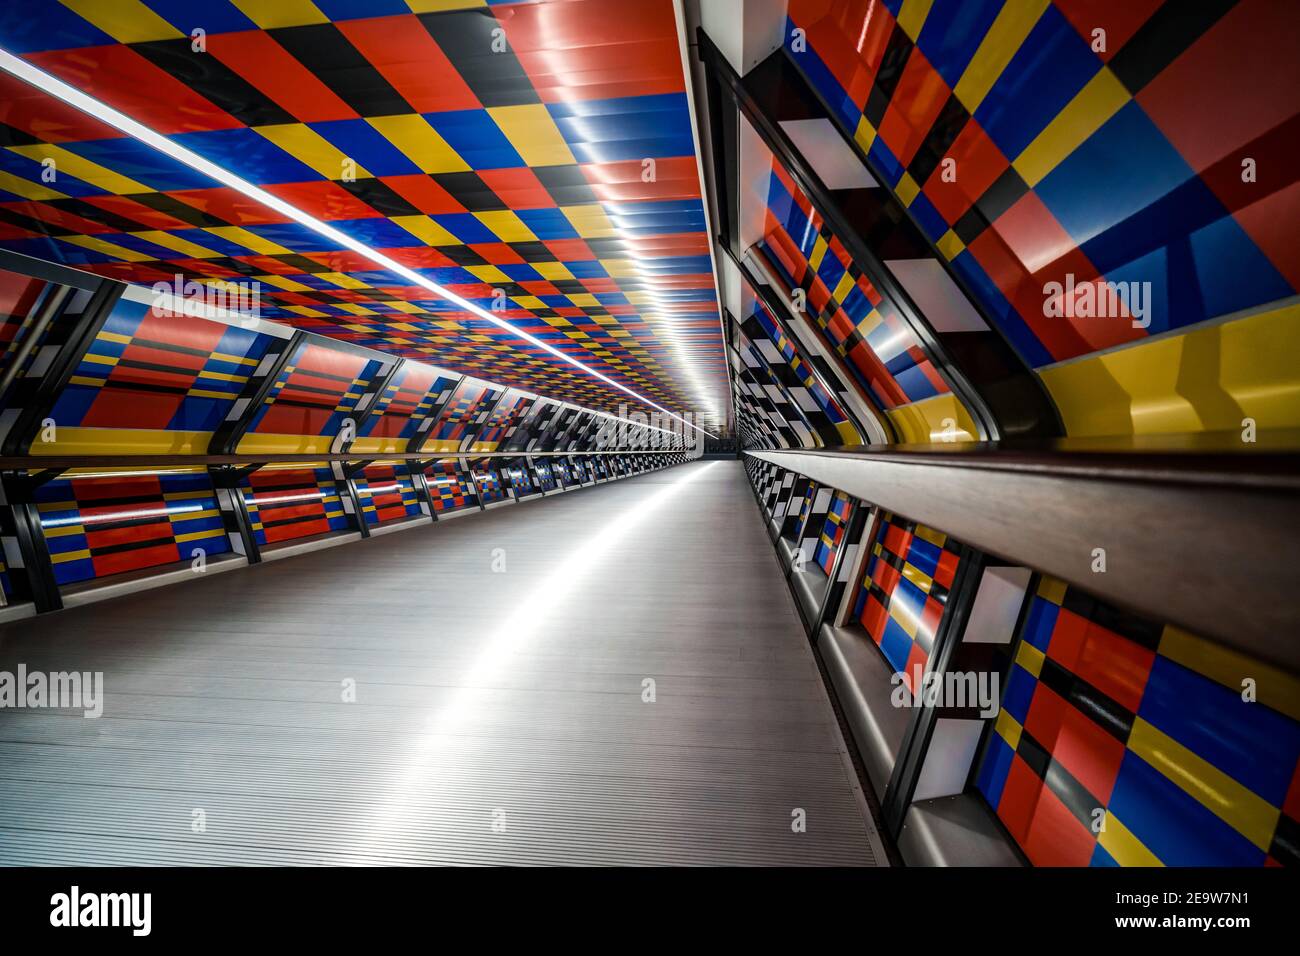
[269,24,411,117]
[418,9,541,107]
[132,38,297,127]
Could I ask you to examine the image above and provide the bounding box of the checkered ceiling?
[0,0,729,429]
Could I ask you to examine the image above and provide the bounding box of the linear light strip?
[0,48,714,438]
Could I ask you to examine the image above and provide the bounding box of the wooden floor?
[0,461,884,865]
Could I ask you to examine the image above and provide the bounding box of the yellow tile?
[936,228,965,261]
[994,709,1022,750]
[466,264,511,284]
[390,215,459,246]
[561,204,615,239]
[914,524,947,548]
[202,226,291,256]
[473,209,536,243]
[1036,574,1067,604]
[894,171,921,207]
[9,144,148,195]
[406,0,488,12]
[1098,812,1164,867]
[133,230,219,259]
[853,115,877,153]
[367,115,469,174]
[1014,68,1130,187]
[60,0,183,42]
[254,124,368,180]
[0,168,66,202]
[1014,640,1045,678]
[256,273,313,293]
[229,0,327,29]
[809,235,828,270]
[954,0,1050,112]
[533,261,574,281]
[488,104,576,168]
[896,0,934,41]
[59,234,152,262]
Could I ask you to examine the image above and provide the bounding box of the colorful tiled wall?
[745,298,862,445]
[533,460,557,492]
[237,339,386,454]
[421,379,500,453]
[351,362,458,454]
[424,460,478,514]
[35,469,229,585]
[36,295,274,455]
[472,391,534,451]
[851,511,962,692]
[472,464,509,505]
[977,576,1300,866]
[813,491,854,574]
[783,0,1299,440]
[241,465,349,546]
[354,463,421,526]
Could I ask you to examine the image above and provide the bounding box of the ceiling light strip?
[0,48,714,438]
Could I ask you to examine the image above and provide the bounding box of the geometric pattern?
[470,462,508,504]
[354,463,421,526]
[0,0,728,426]
[351,360,457,454]
[237,337,387,454]
[759,158,953,410]
[240,465,348,546]
[473,390,534,451]
[851,511,961,693]
[784,0,1297,370]
[0,265,48,392]
[41,295,274,454]
[424,460,476,514]
[813,490,853,574]
[423,378,502,453]
[35,469,229,585]
[977,576,1300,866]
[742,296,861,445]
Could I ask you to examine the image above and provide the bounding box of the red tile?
[1054,0,1162,63]
[26,45,240,134]
[1136,0,1298,173]
[921,117,1009,223]
[206,30,357,123]
[876,48,951,167]
[502,0,684,103]
[477,168,554,210]
[264,181,381,221]
[338,15,480,113]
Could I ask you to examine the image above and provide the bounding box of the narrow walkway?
[0,461,883,865]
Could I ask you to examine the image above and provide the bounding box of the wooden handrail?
[748,446,1300,673]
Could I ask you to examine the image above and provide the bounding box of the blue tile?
[422,111,522,171]
[311,119,423,177]
[0,0,113,52]
[170,128,321,185]
[974,4,1099,160]
[916,0,1004,90]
